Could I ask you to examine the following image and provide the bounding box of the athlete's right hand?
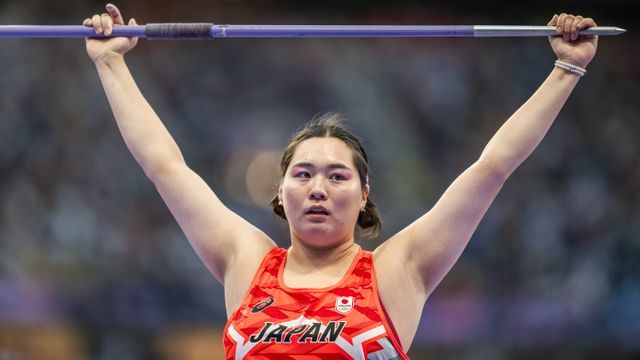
[83,3,138,63]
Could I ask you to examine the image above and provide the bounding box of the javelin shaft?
[0,24,626,39]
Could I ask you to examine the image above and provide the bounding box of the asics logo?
[251,296,275,313]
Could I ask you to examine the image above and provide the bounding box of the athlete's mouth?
[305,205,330,215]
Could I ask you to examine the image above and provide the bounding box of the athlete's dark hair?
[270,113,382,239]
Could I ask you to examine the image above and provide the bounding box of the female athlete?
[83,4,598,358]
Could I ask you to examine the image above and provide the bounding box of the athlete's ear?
[278,185,283,204]
[362,183,369,206]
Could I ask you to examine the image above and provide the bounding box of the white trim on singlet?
[228,324,257,360]
[335,324,387,360]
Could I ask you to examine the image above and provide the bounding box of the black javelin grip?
[144,23,213,39]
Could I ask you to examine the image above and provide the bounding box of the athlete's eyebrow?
[291,162,352,171]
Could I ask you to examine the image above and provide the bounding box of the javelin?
[0,24,626,39]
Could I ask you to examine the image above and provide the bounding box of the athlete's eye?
[329,173,347,181]
[293,171,311,178]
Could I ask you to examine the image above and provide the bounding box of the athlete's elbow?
[474,157,512,184]
[144,158,187,183]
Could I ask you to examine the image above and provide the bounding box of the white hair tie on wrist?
[554,60,587,77]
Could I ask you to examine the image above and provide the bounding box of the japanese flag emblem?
[335,296,354,314]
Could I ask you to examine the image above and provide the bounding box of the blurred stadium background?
[0,0,638,358]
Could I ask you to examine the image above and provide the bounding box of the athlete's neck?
[286,239,359,274]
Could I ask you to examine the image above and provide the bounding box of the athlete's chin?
[299,225,333,239]
[295,225,346,246]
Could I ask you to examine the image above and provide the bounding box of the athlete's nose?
[308,177,328,201]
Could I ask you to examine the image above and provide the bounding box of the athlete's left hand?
[548,13,598,69]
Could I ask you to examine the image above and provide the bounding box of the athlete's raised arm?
[374,14,598,347]
[84,4,275,313]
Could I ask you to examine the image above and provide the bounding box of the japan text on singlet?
[223,246,409,359]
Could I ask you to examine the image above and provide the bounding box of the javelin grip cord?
[145,23,213,39]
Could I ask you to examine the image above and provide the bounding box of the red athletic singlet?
[223,246,409,359]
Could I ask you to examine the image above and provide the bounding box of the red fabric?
[223,246,409,359]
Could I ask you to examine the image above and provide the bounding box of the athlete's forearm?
[479,67,580,178]
[95,53,185,178]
